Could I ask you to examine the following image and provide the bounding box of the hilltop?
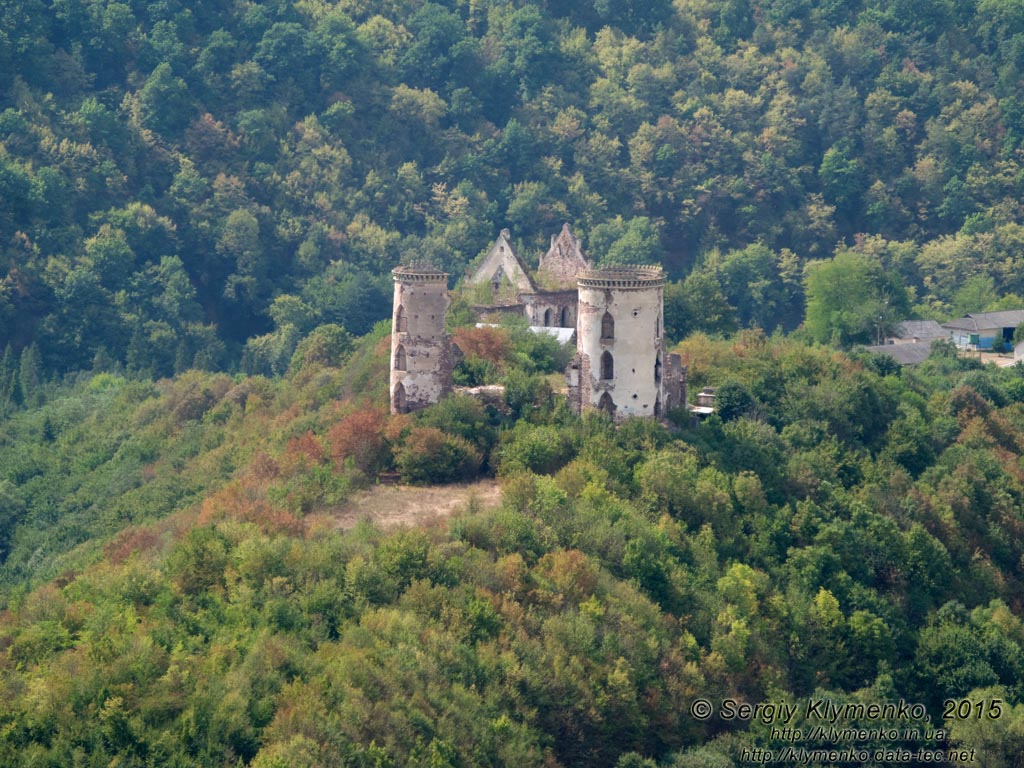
[7,0,1024,764]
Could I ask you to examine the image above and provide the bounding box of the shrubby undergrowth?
[2,325,1024,765]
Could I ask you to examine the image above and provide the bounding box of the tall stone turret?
[569,265,667,420]
[390,265,453,414]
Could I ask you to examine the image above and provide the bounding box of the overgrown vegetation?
[2,326,1024,765]
[7,1,1024,765]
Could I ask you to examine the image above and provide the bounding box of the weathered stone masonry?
[572,266,667,419]
[465,223,590,328]
[390,242,689,421]
[390,265,454,414]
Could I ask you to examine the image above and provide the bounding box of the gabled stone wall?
[537,223,590,288]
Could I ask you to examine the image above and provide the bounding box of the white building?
[943,310,1024,350]
[568,266,670,420]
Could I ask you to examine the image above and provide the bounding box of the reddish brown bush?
[104,526,164,565]
[198,482,304,536]
[283,430,324,469]
[249,451,281,481]
[452,325,513,367]
[327,406,389,474]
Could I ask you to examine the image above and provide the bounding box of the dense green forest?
[3,327,1024,766]
[8,0,1024,375]
[6,0,1024,766]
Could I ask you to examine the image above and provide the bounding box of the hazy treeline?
[7,0,1024,375]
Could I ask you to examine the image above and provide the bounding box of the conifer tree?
[0,344,18,412]
[18,343,42,408]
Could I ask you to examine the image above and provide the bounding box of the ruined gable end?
[538,222,591,288]
[465,228,535,297]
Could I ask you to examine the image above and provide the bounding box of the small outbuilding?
[861,342,934,365]
[943,310,1024,350]
[886,320,946,345]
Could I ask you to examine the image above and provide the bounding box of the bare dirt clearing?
[313,478,502,531]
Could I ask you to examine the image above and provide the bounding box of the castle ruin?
[466,223,589,329]
[389,228,687,421]
[567,266,686,419]
[389,265,454,415]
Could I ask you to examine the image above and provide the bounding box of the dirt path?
[316,478,502,531]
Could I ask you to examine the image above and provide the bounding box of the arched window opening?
[656,314,660,338]
[544,308,552,326]
[601,311,614,340]
[601,351,614,380]
[560,307,569,327]
[654,395,661,417]
[394,382,407,413]
[395,344,407,371]
[598,391,616,416]
[395,305,408,333]
[654,356,662,384]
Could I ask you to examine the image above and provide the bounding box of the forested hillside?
[4,328,1024,766]
[7,0,1024,376]
[7,1,1024,766]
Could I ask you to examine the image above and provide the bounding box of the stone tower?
[569,265,668,420]
[390,265,453,414]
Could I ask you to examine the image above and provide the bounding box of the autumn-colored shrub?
[165,371,233,424]
[292,431,324,462]
[198,480,307,535]
[532,549,600,604]
[103,526,164,565]
[280,430,325,474]
[383,412,413,443]
[950,384,992,422]
[327,406,389,474]
[249,451,282,481]
[451,325,513,367]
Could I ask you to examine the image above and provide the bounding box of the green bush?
[394,427,482,484]
[496,422,576,475]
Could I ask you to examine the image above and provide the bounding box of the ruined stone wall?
[576,266,666,420]
[390,266,453,414]
[666,353,688,414]
[522,289,578,328]
[471,303,526,322]
[537,223,590,288]
[465,228,535,294]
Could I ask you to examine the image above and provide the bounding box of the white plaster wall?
[577,278,664,419]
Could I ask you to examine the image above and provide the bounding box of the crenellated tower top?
[392,264,449,283]
[577,265,666,289]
